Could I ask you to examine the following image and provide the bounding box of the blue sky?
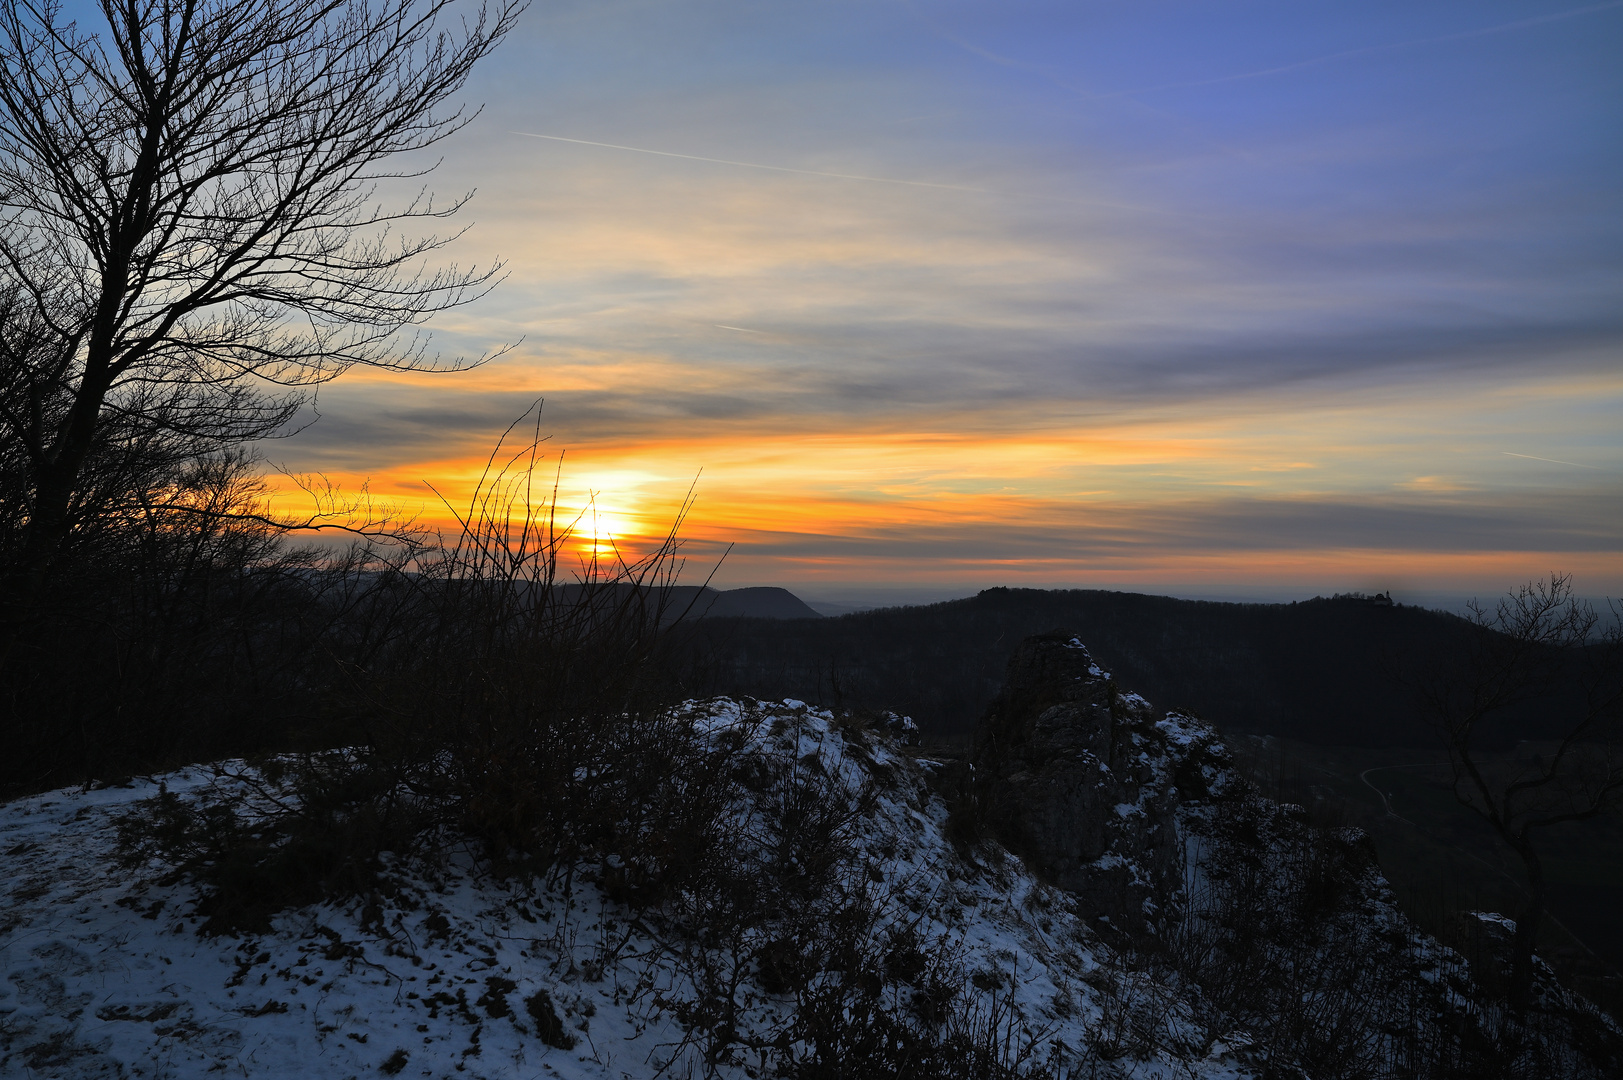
[127,0,1623,601]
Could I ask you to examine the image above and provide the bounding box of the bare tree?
[0,0,522,572]
[1415,573,1623,1012]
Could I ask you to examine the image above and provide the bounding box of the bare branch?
[1411,572,1623,1010]
[0,0,524,565]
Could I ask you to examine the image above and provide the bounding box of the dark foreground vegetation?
[0,435,698,801]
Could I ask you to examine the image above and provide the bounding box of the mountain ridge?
[686,586,1577,747]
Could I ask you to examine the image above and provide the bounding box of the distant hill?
[683,587,1581,748]
[695,586,822,620]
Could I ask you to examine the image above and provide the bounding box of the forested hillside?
[686,587,1579,747]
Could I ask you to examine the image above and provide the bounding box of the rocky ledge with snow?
[2,632,1618,1079]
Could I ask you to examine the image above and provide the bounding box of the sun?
[574,502,637,558]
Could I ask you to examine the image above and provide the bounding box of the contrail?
[509,130,1148,210]
[511,131,995,194]
[897,0,1098,100]
[1104,0,1623,98]
[1501,452,1602,469]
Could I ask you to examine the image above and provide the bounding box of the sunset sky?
[271,0,1622,606]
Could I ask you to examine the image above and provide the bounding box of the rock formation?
[972,629,1234,934]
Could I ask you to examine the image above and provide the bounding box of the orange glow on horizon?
[264,404,1623,596]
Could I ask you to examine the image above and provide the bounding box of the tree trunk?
[16,417,100,575]
[1508,838,1544,1013]
[15,270,128,574]
[20,462,76,567]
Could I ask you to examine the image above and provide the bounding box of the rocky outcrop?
[972,629,1237,934]
[967,631,1623,1079]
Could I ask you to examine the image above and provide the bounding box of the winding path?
[1357,762,1441,825]
[1354,760,1603,963]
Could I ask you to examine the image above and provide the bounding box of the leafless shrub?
[115,411,726,928]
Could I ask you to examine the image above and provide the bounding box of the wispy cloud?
[508,130,1147,210]
[511,131,997,193]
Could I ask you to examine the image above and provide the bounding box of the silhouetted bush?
[112,418,721,926]
[115,751,433,933]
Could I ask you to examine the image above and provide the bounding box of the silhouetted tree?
[0,0,521,575]
[1414,573,1623,1011]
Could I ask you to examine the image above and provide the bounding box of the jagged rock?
[1454,910,1519,997]
[878,710,920,745]
[972,629,1235,934]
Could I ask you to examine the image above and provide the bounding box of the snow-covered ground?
[1,699,1267,1079]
